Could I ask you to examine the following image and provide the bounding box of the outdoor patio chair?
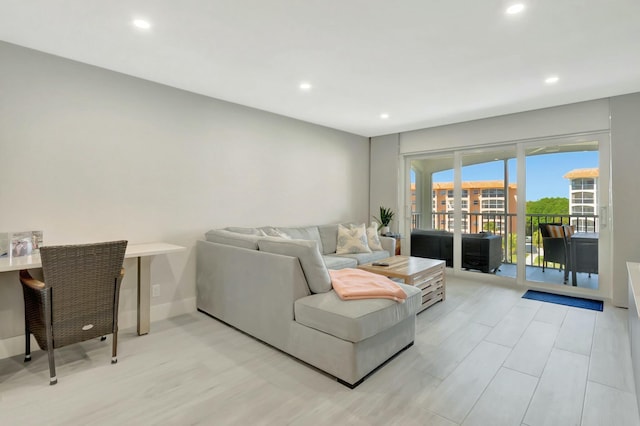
[538,223,569,283]
[19,240,127,385]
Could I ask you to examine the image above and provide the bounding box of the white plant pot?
[380,226,390,235]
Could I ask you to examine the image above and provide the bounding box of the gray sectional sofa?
[196,224,422,387]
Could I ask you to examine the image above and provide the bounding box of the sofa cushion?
[318,224,340,255]
[546,224,564,238]
[278,226,324,254]
[258,238,332,294]
[224,227,262,235]
[322,255,358,270]
[336,223,371,254]
[366,223,383,251]
[205,229,261,250]
[563,224,575,238]
[338,250,391,265]
[258,226,292,239]
[294,284,421,343]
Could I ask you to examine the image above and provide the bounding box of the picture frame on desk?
[8,230,43,258]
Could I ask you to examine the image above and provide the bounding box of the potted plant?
[374,206,395,235]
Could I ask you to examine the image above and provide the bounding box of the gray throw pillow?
[277,226,324,254]
[258,238,332,294]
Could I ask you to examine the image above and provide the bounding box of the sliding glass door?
[404,134,610,297]
[524,140,606,291]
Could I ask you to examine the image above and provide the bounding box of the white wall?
[611,93,640,306]
[369,134,400,233]
[399,99,610,153]
[0,41,369,354]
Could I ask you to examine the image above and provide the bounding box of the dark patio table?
[570,232,598,286]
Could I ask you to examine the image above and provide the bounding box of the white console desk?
[0,242,185,336]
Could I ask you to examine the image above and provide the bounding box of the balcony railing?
[410,211,599,267]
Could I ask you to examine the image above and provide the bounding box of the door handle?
[599,206,607,229]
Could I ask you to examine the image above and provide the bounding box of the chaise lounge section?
[197,224,422,387]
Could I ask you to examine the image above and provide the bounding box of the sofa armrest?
[379,236,396,255]
[196,240,311,349]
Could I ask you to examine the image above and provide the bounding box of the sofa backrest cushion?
[258,238,332,294]
[366,223,384,251]
[278,226,324,254]
[205,229,261,250]
[224,227,262,235]
[258,226,292,239]
[318,224,339,254]
[412,229,452,237]
[462,233,488,240]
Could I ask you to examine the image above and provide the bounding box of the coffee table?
[358,255,446,312]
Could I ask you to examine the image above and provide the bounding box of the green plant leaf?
[373,206,395,228]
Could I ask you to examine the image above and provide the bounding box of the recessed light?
[545,75,559,84]
[299,82,312,91]
[380,113,389,119]
[506,3,525,14]
[133,19,151,30]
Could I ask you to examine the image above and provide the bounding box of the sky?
[426,151,599,201]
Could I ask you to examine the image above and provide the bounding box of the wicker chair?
[538,223,569,283]
[19,240,127,385]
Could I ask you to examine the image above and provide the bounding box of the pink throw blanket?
[329,268,407,303]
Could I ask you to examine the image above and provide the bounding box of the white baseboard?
[150,297,197,325]
[117,297,197,330]
[0,298,197,360]
[0,335,38,360]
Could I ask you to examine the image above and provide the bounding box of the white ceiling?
[1,1,640,137]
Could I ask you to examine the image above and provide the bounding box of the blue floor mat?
[522,290,603,312]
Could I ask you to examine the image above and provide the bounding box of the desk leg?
[137,256,151,335]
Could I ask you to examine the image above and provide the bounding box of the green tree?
[526,197,569,215]
[526,197,569,236]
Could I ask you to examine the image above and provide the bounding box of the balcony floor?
[494,264,599,290]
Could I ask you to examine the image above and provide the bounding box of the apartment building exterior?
[564,168,599,231]
[430,181,518,234]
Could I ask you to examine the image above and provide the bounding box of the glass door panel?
[410,154,455,268]
[461,149,517,277]
[524,141,600,289]
[410,155,455,232]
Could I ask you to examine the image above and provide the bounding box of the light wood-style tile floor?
[1,277,638,425]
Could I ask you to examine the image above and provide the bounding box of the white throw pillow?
[336,223,372,254]
[367,223,384,251]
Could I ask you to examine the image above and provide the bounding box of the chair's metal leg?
[44,289,57,385]
[47,347,57,385]
[24,322,31,363]
[111,330,118,364]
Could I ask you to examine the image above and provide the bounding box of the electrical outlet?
[152,284,160,298]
